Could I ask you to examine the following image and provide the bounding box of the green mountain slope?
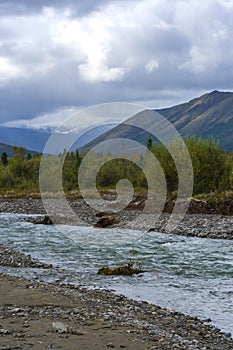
[158,90,233,150]
[81,90,233,152]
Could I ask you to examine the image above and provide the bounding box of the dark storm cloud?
[0,0,233,128]
[0,0,123,16]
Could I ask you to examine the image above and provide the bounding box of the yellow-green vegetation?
[98,261,143,276]
[193,190,233,201]
[0,146,41,193]
[0,136,232,195]
[147,136,232,195]
[94,136,233,195]
[129,249,139,255]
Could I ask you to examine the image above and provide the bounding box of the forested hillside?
[0,138,232,196]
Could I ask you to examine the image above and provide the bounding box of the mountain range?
[81,90,233,152]
[0,90,233,155]
[0,123,116,155]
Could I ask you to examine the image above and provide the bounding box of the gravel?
[0,274,233,349]
[0,244,53,269]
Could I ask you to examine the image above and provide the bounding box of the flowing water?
[0,213,232,335]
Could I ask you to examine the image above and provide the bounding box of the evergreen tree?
[1,152,8,166]
[147,138,153,151]
[26,153,32,160]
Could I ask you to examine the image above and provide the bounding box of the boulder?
[33,215,53,225]
[94,215,118,228]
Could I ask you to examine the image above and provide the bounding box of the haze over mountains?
[0,124,116,155]
[0,90,233,155]
[0,128,51,154]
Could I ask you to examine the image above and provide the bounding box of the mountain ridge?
[1,90,233,153]
[157,90,233,150]
[81,90,233,152]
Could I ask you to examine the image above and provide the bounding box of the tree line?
[0,137,232,196]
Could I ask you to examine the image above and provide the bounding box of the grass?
[97,261,144,276]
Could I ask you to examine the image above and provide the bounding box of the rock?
[0,328,12,334]
[52,322,69,334]
[94,215,119,228]
[34,215,53,225]
[10,307,22,314]
[96,211,116,217]
[202,318,212,323]
[225,333,232,338]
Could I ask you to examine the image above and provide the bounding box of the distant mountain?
[0,143,15,157]
[0,123,116,154]
[71,123,117,151]
[158,90,233,151]
[81,91,233,152]
[0,143,37,157]
[0,127,51,153]
[2,91,233,153]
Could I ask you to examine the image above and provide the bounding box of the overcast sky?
[0,0,233,129]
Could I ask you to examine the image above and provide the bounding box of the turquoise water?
[0,213,232,335]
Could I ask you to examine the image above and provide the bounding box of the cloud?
[0,0,233,127]
[145,59,159,73]
[0,56,24,82]
[1,107,80,129]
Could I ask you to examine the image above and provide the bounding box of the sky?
[0,0,233,130]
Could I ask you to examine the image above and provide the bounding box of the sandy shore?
[0,274,146,350]
[0,273,233,350]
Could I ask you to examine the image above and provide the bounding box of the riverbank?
[0,273,233,350]
[0,196,233,348]
[0,196,232,239]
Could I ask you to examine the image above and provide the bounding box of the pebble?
[52,322,69,334]
[0,329,11,335]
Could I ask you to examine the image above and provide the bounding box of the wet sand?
[1,273,233,350]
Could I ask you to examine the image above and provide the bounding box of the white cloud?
[179,46,214,73]
[0,56,23,84]
[145,59,159,73]
[1,102,134,130]
[1,107,81,129]
[217,0,233,8]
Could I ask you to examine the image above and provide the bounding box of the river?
[0,213,232,335]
